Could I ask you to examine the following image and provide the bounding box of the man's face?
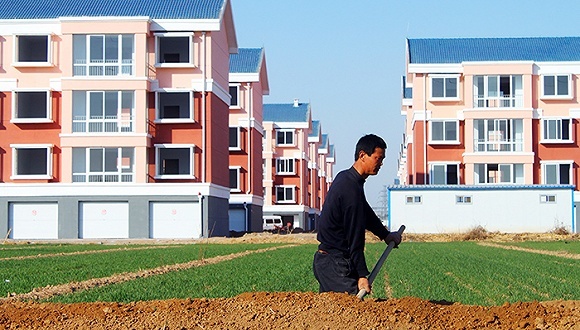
[362,147,385,176]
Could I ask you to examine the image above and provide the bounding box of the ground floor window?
[474,163,523,184]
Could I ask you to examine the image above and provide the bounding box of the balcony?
[474,138,524,152]
[473,94,523,108]
[73,59,133,76]
[73,173,134,183]
[73,115,134,133]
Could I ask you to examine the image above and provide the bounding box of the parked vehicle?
[263,216,282,231]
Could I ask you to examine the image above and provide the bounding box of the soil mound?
[0,292,578,329]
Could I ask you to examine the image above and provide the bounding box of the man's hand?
[358,277,371,295]
[384,231,402,247]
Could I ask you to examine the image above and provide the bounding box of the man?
[313,134,402,295]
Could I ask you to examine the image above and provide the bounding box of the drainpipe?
[243,201,248,232]
[201,31,207,183]
[423,74,427,184]
[246,82,252,194]
[299,129,303,205]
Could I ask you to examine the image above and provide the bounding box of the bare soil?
[1,232,578,329]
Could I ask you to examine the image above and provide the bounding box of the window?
[542,118,572,143]
[430,163,459,185]
[13,35,51,65]
[72,91,134,132]
[456,195,472,204]
[155,33,194,66]
[473,75,523,108]
[72,147,134,183]
[474,119,524,152]
[430,120,458,143]
[11,90,51,122]
[474,163,524,184]
[542,75,571,98]
[276,186,295,203]
[431,76,458,99]
[73,34,134,76]
[155,144,195,178]
[229,85,240,107]
[11,144,52,179]
[542,163,572,185]
[276,158,295,175]
[276,129,294,146]
[229,127,241,150]
[229,167,241,191]
[155,91,194,122]
[405,195,422,204]
[540,195,556,203]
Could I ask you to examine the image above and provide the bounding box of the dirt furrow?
[478,242,580,259]
[0,245,178,261]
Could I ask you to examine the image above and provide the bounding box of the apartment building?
[263,100,313,230]
[0,0,237,239]
[228,48,269,233]
[395,37,580,233]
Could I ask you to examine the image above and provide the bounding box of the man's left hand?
[384,231,402,247]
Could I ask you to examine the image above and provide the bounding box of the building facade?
[397,37,580,233]
[0,0,237,239]
[228,48,269,233]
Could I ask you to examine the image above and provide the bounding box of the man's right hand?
[384,231,402,247]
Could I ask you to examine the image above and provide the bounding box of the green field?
[1,240,578,306]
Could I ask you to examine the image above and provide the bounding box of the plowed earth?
[1,232,579,330]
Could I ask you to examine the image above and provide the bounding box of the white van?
[263,215,282,231]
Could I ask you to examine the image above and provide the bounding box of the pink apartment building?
[263,100,335,231]
[228,48,269,233]
[0,0,238,239]
[394,37,579,233]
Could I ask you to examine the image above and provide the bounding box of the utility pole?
[375,185,388,224]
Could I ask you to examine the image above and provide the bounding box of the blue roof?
[0,0,226,19]
[408,37,580,64]
[230,48,264,74]
[263,103,310,122]
[309,120,320,137]
[388,184,575,191]
[402,76,412,99]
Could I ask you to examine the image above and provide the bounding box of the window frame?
[154,90,195,123]
[474,163,524,184]
[405,195,422,204]
[430,75,459,100]
[72,34,134,76]
[541,74,572,99]
[276,129,295,146]
[72,90,135,133]
[229,84,241,108]
[10,144,53,180]
[541,161,573,185]
[229,126,242,151]
[12,34,53,67]
[456,195,472,204]
[276,158,296,175]
[275,185,296,203]
[429,162,459,185]
[540,194,557,204]
[72,147,135,183]
[541,117,573,144]
[154,32,195,67]
[429,119,459,144]
[154,144,196,179]
[229,166,241,192]
[11,89,52,123]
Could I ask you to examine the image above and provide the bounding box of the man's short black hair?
[354,134,387,161]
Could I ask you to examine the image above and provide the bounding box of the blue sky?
[230,0,580,207]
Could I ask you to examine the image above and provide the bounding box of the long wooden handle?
[356,225,406,300]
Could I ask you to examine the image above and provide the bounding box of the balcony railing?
[73,59,133,76]
[474,139,524,152]
[73,115,134,133]
[73,173,134,183]
[473,95,523,108]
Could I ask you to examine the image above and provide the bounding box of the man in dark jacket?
[313,134,402,295]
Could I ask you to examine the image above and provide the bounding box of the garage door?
[150,202,201,238]
[229,209,246,232]
[9,203,58,239]
[80,202,129,239]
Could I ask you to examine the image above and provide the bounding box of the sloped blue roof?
[402,76,412,99]
[0,0,226,19]
[263,103,310,122]
[388,184,575,191]
[320,134,328,148]
[309,120,320,137]
[230,48,263,74]
[408,37,580,64]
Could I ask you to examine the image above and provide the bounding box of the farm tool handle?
[357,225,406,300]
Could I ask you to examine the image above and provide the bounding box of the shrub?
[463,226,489,241]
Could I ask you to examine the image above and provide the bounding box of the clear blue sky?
[231,0,580,207]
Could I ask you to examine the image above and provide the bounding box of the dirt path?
[0,245,178,261]
[478,242,580,259]
[3,245,296,302]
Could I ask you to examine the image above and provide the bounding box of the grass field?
[2,240,579,306]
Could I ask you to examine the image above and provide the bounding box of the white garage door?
[10,203,58,239]
[150,202,201,238]
[229,209,246,232]
[80,202,129,239]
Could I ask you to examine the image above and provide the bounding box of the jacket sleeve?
[344,197,371,278]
